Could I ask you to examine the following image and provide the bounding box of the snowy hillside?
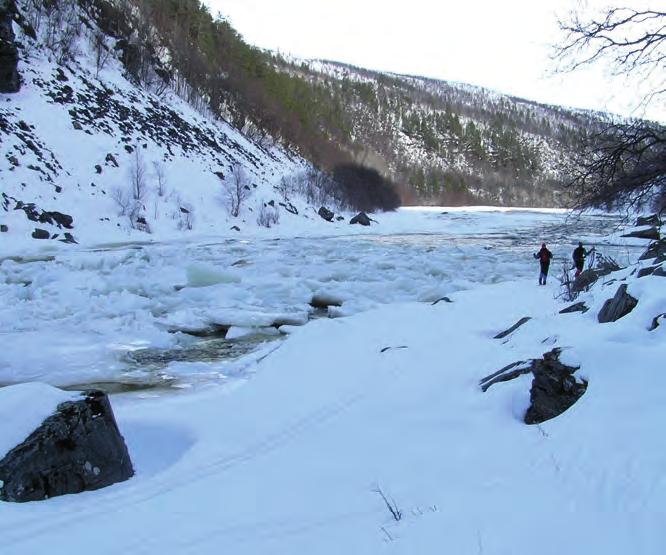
[1,2,327,248]
[288,59,601,206]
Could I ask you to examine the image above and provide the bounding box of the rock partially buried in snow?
[317,206,334,222]
[636,214,661,227]
[621,226,660,241]
[559,302,589,314]
[0,387,133,503]
[310,293,343,310]
[480,349,587,423]
[524,349,587,425]
[31,228,50,239]
[494,316,531,339]
[349,212,372,226]
[639,238,666,262]
[597,284,638,324]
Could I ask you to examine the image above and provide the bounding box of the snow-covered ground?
[2,207,664,554]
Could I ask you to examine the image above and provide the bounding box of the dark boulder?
[31,228,50,239]
[0,390,134,503]
[639,239,666,261]
[318,206,334,222]
[310,294,343,310]
[559,302,589,314]
[572,267,613,293]
[0,0,20,93]
[524,349,587,425]
[636,214,661,227]
[105,153,119,167]
[39,211,74,229]
[15,200,40,222]
[638,264,665,278]
[350,212,372,226]
[621,227,660,241]
[597,284,638,323]
[0,224,7,232]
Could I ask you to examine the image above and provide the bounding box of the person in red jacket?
[533,243,553,285]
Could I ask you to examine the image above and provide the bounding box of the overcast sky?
[203,0,664,122]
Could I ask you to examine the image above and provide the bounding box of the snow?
[1,207,664,554]
[1,8,664,550]
[0,383,77,458]
[0,208,632,389]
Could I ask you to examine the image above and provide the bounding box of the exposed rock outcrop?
[480,349,587,424]
[597,284,638,323]
[524,349,587,425]
[0,390,133,503]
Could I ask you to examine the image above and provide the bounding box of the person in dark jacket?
[572,241,590,277]
[533,243,553,285]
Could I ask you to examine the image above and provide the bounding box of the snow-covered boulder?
[524,349,587,425]
[0,385,133,503]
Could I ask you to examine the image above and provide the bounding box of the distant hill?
[274,59,607,207]
[0,0,620,245]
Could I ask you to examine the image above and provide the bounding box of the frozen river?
[0,208,637,391]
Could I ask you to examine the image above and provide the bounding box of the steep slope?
[0,1,316,247]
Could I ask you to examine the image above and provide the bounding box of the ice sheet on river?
[0,209,636,389]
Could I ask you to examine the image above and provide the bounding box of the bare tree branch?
[553,6,666,215]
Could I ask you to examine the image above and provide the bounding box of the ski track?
[0,362,394,547]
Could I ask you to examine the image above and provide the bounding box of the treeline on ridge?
[18,0,595,209]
